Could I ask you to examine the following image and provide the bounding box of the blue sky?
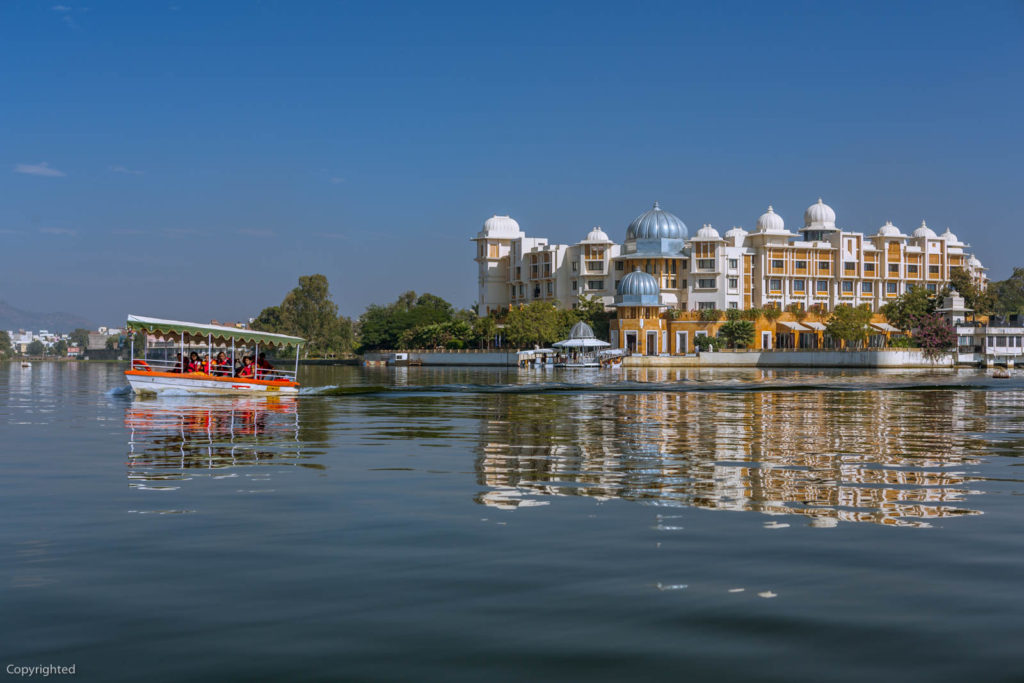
[2,0,1022,325]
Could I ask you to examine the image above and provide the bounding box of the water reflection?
[474,389,1013,527]
[126,397,324,488]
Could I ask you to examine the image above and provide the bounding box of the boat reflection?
[474,388,1008,527]
[126,397,324,484]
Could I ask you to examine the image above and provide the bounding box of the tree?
[357,291,456,351]
[471,315,497,349]
[693,335,718,352]
[105,335,119,351]
[991,267,1024,317]
[0,330,12,358]
[504,302,571,348]
[574,294,614,339]
[51,339,68,357]
[912,312,956,362]
[252,305,285,333]
[881,286,935,331]
[826,304,874,349]
[718,320,755,349]
[948,267,993,318]
[26,340,45,356]
[69,328,91,349]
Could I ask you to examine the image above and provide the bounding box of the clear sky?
[2,0,1022,325]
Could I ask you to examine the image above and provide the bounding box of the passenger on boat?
[256,353,274,379]
[213,352,231,376]
[169,353,183,373]
[186,352,202,373]
[237,356,256,378]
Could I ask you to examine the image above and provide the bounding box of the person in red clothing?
[213,352,231,376]
[256,352,275,380]
[237,356,255,378]
[186,352,202,373]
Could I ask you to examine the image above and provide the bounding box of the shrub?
[699,308,724,322]
[694,335,719,352]
[762,307,783,322]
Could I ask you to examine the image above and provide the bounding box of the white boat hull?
[126,371,299,396]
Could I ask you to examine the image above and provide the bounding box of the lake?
[2,362,1023,681]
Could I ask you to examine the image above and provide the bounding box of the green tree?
[718,320,756,349]
[471,315,498,349]
[573,294,614,339]
[276,275,347,357]
[0,330,12,359]
[252,305,285,333]
[826,304,874,349]
[358,291,456,351]
[991,267,1024,317]
[51,339,68,357]
[105,335,119,351]
[27,340,45,356]
[69,328,91,349]
[504,302,570,347]
[948,267,993,318]
[693,335,718,352]
[881,286,935,331]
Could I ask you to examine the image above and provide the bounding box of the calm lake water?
[2,362,1023,681]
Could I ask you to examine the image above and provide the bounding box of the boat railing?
[130,356,298,381]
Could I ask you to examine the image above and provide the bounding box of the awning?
[804,322,827,331]
[126,315,305,346]
[871,322,901,333]
[778,321,811,332]
[553,338,611,348]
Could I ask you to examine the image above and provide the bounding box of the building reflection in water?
[125,397,324,488]
[474,387,1006,527]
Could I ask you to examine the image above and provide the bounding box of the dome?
[568,321,596,339]
[756,205,786,233]
[968,255,982,268]
[877,221,902,237]
[482,214,521,238]
[941,227,961,244]
[582,226,610,243]
[725,226,748,240]
[912,220,936,239]
[694,223,721,241]
[617,268,660,296]
[626,202,687,240]
[803,198,837,229]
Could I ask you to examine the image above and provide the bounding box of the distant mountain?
[0,300,96,333]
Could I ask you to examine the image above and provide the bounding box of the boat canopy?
[126,315,305,347]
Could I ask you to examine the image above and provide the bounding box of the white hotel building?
[473,199,987,316]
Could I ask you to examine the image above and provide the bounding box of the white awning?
[804,322,827,331]
[778,321,811,331]
[871,322,900,333]
[553,338,611,348]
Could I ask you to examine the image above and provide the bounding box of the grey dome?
[617,268,660,296]
[626,202,687,241]
[568,321,596,339]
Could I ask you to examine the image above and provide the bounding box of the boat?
[517,348,558,368]
[552,322,611,367]
[21,362,32,368]
[123,315,305,396]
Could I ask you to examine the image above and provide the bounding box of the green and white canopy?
[126,315,304,347]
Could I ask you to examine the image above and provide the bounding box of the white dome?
[968,255,982,268]
[482,214,521,237]
[912,220,936,239]
[941,227,961,244]
[756,205,785,233]
[877,220,902,237]
[694,223,721,240]
[724,226,748,239]
[803,198,837,229]
[583,226,610,243]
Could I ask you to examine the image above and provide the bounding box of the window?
[698,302,715,310]
[615,261,624,271]
[680,279,687,289]
[906,284,913,293]
[571,261,578,272]
[886,283,898,294]
[926,283,937,292]
[516,267,521,279]
[842,281,854,293]
[907,265,918,275]
[844,262,856,272]
[819,262,830,272]
[669,261,677,274]
[681,260,689,270]
[793,279,806,292]
[728,277,738,289]
[697,278,716,289]
[510,285,516,298]
[697,259,715,270]
[816,280,829,293]
[862,282,873,293]
[865,263,875,273]
[929,265,940,275]
[489,244,499,258]
[728,301,739,309]
[587,280,602,290]
[728,259,738,270]
[518,284,524,296]
[795,260,807,269]
[571,281,578,291]
[614,280,620,290]
[771,259,784,269]
[889,263,900,274]
[769,278,782,290]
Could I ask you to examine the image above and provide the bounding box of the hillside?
[0,300,96,333]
